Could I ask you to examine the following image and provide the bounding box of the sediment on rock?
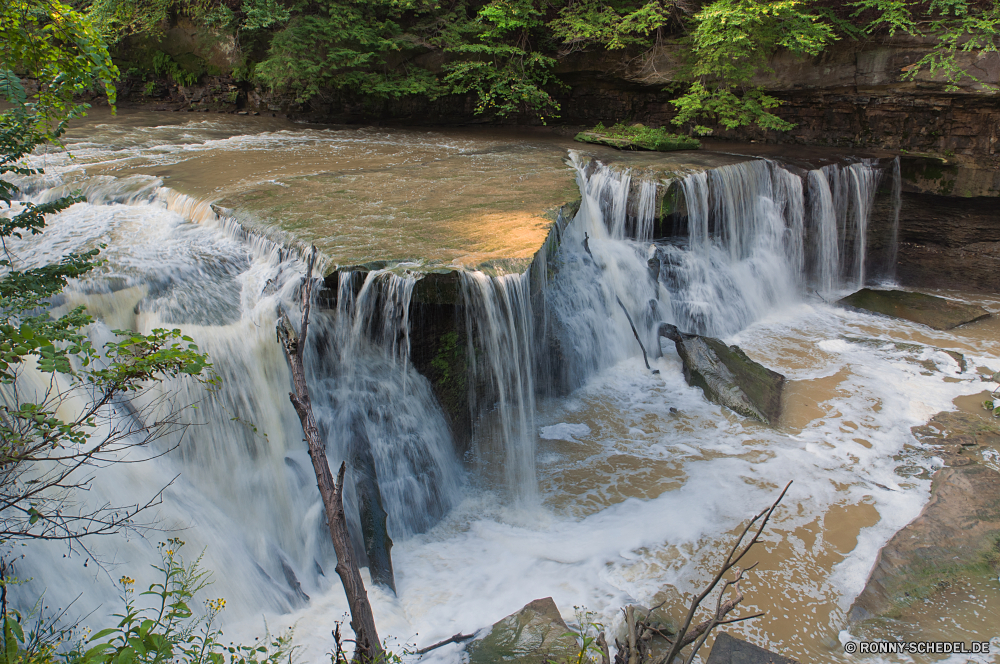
[465,597,579,664]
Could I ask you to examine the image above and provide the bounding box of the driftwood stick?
[278,246,383,663]
[616,296,653,371]
[415,633,476,655]
[626,605,639,664]
[656,482,792,664]
[596,632,611,664]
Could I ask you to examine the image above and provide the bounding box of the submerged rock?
[466,597,579,664]
[659,324,785,426]
[706,633,799,664]
[837,288,991,330]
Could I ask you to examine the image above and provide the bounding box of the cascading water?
[315,268,462,538]
[13,119,997,664]
[805,160,881,291]
[460,271,538,502]
[11,176,461,625]
[540,153,890,392]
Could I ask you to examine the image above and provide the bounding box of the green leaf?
[0,71,26,105]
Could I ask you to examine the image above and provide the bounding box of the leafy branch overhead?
[76,0,1000,128]
[1,3,215,548]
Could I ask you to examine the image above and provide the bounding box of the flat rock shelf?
[838,289,992,330]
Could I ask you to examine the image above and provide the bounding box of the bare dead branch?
[415,632,475,655]
[627,481,792,664]
[277,246,382,664]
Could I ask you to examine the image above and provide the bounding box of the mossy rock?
[575,130,701,152]
[838,289,991,331]
[660,324,785,425]
[466,597,579,664]
[848,464,1000,622]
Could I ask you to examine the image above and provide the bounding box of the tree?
[276,248,382,663]
[0,0,213,576]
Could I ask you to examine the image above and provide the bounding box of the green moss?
[575,123,701,152]
[882,535,1000,618]
[430,330,467,414]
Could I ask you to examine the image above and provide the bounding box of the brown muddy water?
[12,110,1000,664]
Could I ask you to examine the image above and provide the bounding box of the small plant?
[565,607,607,664]
[73,539,293,664]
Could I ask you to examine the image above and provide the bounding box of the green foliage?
[550,0,687,51]
[1,8,214,542]
[0,0,118,137]
[565,607,606,664]
[443,0,565,120]
[70,541,293,664]
[254,0,441,103]
[576,122,701,149]
[668,0,837,133]
[151,51,202,87]
[241,0,291,32]
[849,0,1000,90]
[87,0,173,44]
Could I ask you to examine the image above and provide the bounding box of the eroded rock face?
[466,597,579,664]
[838,289,991,330]
[850,406,1000,622]
[658,324,785,426]
[848,464,1000,622]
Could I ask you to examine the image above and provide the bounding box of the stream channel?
[10,110,1000,663]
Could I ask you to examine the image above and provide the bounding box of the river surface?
[9,111,1000,664]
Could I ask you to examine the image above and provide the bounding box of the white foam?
[539,423,592,441]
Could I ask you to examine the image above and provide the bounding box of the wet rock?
[466,597,579,664]
[706,633,799,664]
[658,324,785,426]
[840,336,968,373]
[848,464,1000,622]
[348,411,395,594]
[838,289,991,330]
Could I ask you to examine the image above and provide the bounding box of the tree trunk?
[277,247,383,663]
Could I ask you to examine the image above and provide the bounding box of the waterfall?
[807,169,840,294]
[542,155,888,391]
[317,269,461,537]
[460,271,537,503]
[13,181,461,623]
[635,178,659,242]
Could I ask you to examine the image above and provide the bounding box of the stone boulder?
[837,289,991,331]
[706,633,799,664]
[658,324,785,426]
[848,462,1000,622]
[466,597,579,664]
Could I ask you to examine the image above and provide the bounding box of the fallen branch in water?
[612,481,791,664]
[415,632,476,655]
[616,296,656,373]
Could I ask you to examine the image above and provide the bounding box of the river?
[8,110,1000,663]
